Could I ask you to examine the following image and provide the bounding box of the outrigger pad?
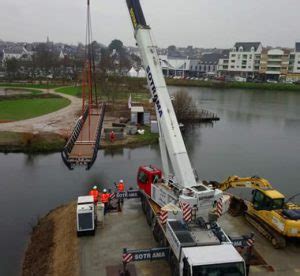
[282,209,300,220]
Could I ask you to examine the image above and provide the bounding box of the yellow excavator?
[208,176,300,249]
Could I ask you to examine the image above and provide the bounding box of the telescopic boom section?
[126,0,197,188]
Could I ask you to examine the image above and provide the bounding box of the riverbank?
[166,78,300,91]
[22,202,79,276]
[0,131,66,153]
[0,129,158,153]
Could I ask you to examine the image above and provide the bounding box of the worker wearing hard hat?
[116,180,125,205]
[117,180,125,192]
[101,189,111,214]
[89,186,100,203]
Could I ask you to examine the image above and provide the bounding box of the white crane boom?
[126,0,197,189]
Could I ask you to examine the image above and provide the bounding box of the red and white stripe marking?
[180,202,192,222]
[247,238,254,247]
[110,193,116,200]
[123,253,133,263]
[216,198,223,217]
[160,210,168,224]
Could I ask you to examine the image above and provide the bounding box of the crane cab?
[137,165,162,196]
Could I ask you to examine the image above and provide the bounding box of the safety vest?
[101,193,110,203]
[118,183,125,192]
[89,190,99,202]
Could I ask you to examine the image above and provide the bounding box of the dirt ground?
[22,202,79,276]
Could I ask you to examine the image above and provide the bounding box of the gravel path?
[0,88,81,134]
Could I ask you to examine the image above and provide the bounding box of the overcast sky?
[0,0,299,48]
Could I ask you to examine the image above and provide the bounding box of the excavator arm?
[212,175,273,192]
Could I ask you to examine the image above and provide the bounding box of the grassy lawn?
[56,86,82,97]
[0,83,59,89]
[0,97,70,121]
[134,127,158,144]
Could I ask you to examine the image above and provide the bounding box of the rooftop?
[234,42,261,51]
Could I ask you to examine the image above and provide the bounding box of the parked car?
[267,79,278,84]
[294,80,300,85]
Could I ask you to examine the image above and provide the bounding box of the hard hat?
[103,189,107,193]
[120,179,124,183]
[93,186,97,190]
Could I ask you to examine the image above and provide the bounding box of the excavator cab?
[137,165,162,196]
[252,189,284,211]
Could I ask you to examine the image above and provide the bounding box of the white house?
[2,45,33,66]
[227,42,262,77]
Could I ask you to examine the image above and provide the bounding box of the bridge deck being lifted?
[61,104,106,170]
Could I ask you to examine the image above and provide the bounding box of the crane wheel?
[141,197,147,214]
[170,255,180,276]
[146,205,153,226]
[153,221,164,245]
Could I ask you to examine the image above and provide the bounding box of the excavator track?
[245,212,286,249]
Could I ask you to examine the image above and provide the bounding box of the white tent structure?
[128,67,138,77]
[137,67,146,78]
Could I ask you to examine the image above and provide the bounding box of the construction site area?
[1,0,300,276]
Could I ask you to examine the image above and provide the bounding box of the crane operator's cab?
[137,165,162,196]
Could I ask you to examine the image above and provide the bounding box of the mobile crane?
[125,0,249,274]
[209,176,300,248]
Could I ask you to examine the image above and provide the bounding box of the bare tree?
[172,89,199,121]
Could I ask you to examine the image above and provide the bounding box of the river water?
[1,87,300,275]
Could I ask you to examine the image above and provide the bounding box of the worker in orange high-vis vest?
[117,179,125,205]
[117,179,125,192]
[89,186,99,203]
[101,189,110,214]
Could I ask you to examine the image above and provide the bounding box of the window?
[231,65,234,68]
[138,171,148,184]
[231,54,236,57]
[193,262,245,276]
[242,66,246,69]
[252,190,284,210]
[231,60,235,63]
[243,54,247,59]
[271,198,284,210]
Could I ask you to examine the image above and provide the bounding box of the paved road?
[220,214,300,275]
[80,199,171,276]
[0,87,81,134]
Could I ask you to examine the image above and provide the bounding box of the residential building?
[190,51,229,77]
[287,43,300,81]
[2,45,33,66]
[217,50,230,73]
[226,42,263,77]
[259,48,290,81]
